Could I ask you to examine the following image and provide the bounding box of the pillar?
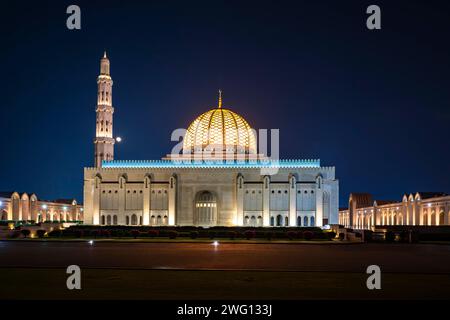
[263,175,270,226]
[236,174,244,226]
[168,174,177,225]
[289,174,297,226]
[143,175,151,225]
[315,175,324,227]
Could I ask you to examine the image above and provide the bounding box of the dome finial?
[103,50,107,58]
[218,89,223,108]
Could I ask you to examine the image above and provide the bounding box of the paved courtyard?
[1,241,449,299]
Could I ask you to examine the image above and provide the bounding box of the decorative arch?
[194,191,217,226]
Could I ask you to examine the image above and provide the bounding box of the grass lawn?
[1,268,448,300]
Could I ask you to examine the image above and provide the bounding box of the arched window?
[430,212,436,226]
[297,216,301,226]
[270,216,274,226]
[304,216,308,226]
[126,216,130,225]
[131,214,137,225]
[101,215,105,225]
[310,216,315,226]
[251,216,256,226]
[163,215,168,225]
[157,215,162,225]
[113,215,118,225]
[106,215,111,225]
[139,216,143,225]
[257,216,262,226]
[423,213,428,226]
[276,215,282,227]
[285,216,289,226]
[439,212,445,225]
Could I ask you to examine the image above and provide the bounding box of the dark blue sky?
[1,0,449,205]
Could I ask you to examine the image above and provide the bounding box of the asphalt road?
[1,241,450,273]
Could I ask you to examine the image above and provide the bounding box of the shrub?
[168,230,178,239]
[208,231,216,239]
[228,231,237,240]
[286,231,298,240]
[385,231,395,243]
[363,230,373,242]
[190,231,199,239]
[21,229,31,238]
[36,229,46,238]
[101,230,111,238]
[148,230,159,238]
[90,230,99,238]
[303,231,314,240]
[74,229,84,238]
[244,230,256,240]
[326,231,337,240]
[265,231,276,240]
[8,230,21,238]
[338,232,345,240]
[130,229,140,239]
[48,230,62,237]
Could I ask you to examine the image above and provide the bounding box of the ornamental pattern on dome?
[183,105,257,155]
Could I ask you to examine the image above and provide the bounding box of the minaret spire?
[94,52,115,167]
[218,89,223,109]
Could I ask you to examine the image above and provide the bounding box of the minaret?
[94,51,115,167]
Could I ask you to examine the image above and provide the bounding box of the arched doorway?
[276,214,282,227]
[194,191,217,226]
[439,211,444,225]
[1,210,7,220]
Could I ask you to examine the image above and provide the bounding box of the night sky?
[1,0,449,206]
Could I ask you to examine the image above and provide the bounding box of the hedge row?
[48,228,336,240]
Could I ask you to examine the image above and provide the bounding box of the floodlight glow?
[89,240,94,245]
[42,204,47,209]
[212,241,219,246]
[116,137,122,142]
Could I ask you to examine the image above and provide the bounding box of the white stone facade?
[339,192,450,229]
[0,192,83,222]
[83,162,339,227]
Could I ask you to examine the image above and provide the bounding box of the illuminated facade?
[0,191,83,222]
[83,54,339,227]
[339,192,450,229]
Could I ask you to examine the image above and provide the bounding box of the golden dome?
[183,95,257,155]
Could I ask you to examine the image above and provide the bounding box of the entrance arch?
[194,191,217,226]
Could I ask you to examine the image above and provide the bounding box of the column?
[143,175,151,225]
[236,174,244,226]
[262,175,270,226]
[118,175,126,225]
[289,174,297,226]
[92,175,102,225]
[315,175,324,227]
[168,174,177,225]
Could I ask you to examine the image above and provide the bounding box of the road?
[1,241,450,273]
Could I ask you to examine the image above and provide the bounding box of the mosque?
[83,53,339,227]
